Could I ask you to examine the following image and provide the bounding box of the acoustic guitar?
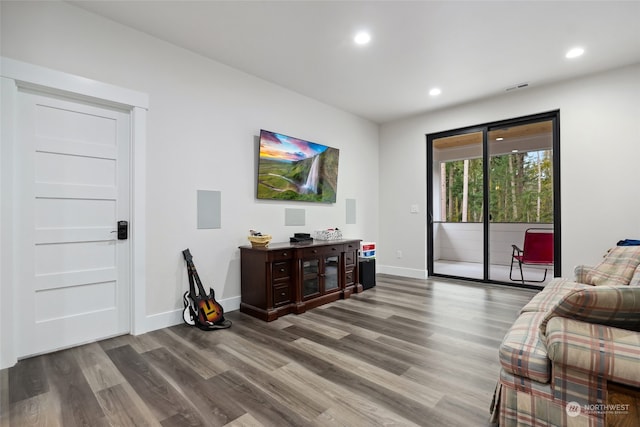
[182,249,224,325]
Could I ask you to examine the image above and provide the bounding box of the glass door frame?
[426,110,561,288]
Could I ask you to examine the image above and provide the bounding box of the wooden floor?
[1,275,537,427]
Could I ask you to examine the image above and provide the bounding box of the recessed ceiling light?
[566,47,585,59]
[354,31,371,45]
[429,88,442,96]
[496,137,504,141]
[512,149,519,153]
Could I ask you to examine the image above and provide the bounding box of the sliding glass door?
[427,112,560,287]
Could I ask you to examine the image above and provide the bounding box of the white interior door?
[16,89,131,358]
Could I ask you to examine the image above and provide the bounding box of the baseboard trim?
[376,265,428,280]
[141,295,241,334]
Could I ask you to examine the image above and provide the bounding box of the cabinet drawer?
[300,247,322,257]
[345,269,354,286]
[273,283,291,306]
[300,245,342,258]
[344,251,357,266]
[272,261,291,279]
[345,241,359,252]
[270,250,293,261]
[326,245,342,255]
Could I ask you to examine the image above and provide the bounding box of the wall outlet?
[410,204,419,213]
[396,250,403,258]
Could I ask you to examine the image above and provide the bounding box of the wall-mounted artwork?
[257,129,339,203]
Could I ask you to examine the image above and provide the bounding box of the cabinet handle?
[280,268,285,272]
[332,247,336,251]
[281,292,286,296]
[312,250,317,254]
[282,252,287,257]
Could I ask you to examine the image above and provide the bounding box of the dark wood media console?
[239,239,363,321]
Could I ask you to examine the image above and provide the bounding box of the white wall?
[3,0,638,332]
[379,63,640,278]
[0,1,379,322]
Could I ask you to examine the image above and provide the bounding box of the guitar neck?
[188,261,208,296]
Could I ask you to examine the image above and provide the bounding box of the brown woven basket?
[248,234,272,248]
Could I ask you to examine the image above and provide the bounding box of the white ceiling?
[69,1,640,124]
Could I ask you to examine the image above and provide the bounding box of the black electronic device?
[359,257,376,290]
[290,235,313,243]
[117,221,128,240]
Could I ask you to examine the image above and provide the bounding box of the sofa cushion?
[520,278,591,314]
[546,317,640,387]
[585,246,640,286]
[499,311,550,383]
[539,285,640,334]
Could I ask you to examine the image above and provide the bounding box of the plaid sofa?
[490,246,640,426]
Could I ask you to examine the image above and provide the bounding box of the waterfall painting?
[257,129,339,203]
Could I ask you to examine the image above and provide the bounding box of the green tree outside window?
[441,150,552,223]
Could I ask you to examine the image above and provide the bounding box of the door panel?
[36,151,116,185]
[36,199,116,228]
[35,241,116,273]
[430,130,484,280]
[17,91,130,357]
[35,281,117,322]
[488,120,554,284]
[35,267,116,292]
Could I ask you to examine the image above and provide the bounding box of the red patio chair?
[510,228,554,284]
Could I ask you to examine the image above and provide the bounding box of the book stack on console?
[290,233,313,243]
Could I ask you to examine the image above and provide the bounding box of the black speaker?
[359,257,376,290]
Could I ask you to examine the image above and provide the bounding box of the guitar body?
[182,291,197,326]
[196,288,224,324]
[182,248,231,330]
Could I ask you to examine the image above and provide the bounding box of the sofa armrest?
[545,317,640,387]
[574,264,594,283]
[630,264,640,286]
[539,285,640,334]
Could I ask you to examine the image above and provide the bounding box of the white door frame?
[1,57,148,369]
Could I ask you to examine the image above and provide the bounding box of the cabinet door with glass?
[300,246,342,300]
[323,253,340,292]
[301,258,321,299]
